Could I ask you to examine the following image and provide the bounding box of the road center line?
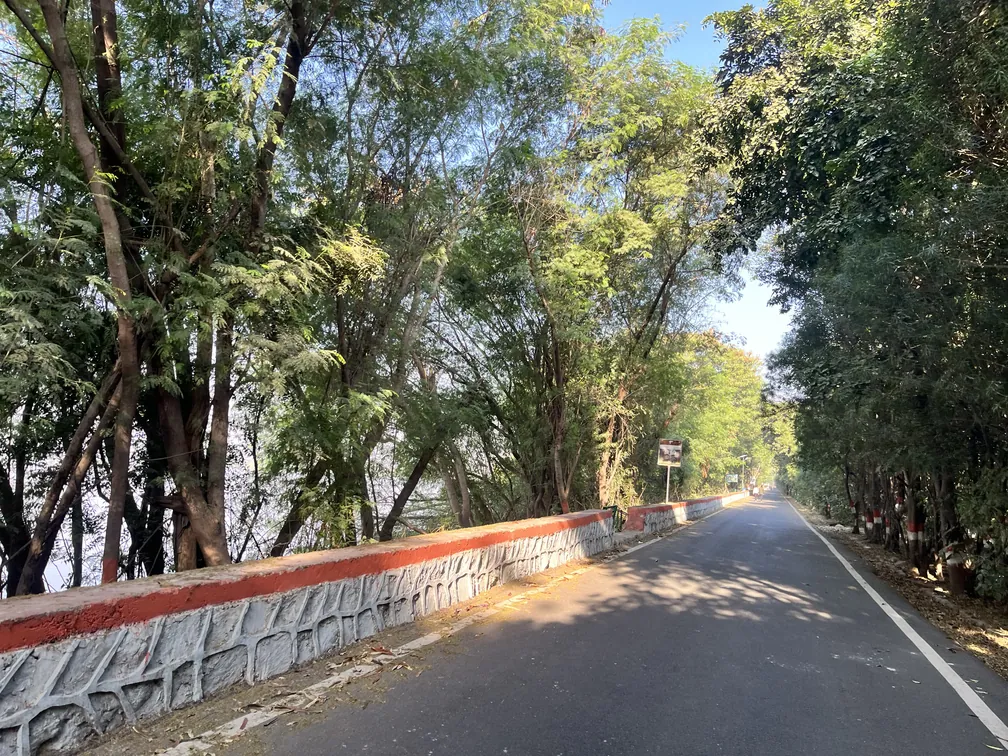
[787,498,1008,749]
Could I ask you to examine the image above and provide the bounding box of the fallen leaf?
[984,745,1003,751]
[371,645,392,655]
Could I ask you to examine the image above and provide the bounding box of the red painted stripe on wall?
[623,494,736,532]
[0,510,611,654]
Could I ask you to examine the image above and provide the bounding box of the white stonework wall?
[0,516,613,755]
[639,493,744,535]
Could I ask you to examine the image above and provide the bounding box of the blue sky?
[604,1,791,361]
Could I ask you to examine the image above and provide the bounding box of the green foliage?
[959,469,1008,601]
[710,0,1008,590]
[793,465,853,524]
[0,0,770,586]
[644,332,769,498]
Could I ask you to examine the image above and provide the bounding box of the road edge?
[785,497,1008,749]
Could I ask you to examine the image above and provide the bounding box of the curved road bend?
[220,491,1008,755]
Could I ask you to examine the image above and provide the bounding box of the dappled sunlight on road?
[499,546,849,634]
[203,492,1008,756]
[487,495,854,636]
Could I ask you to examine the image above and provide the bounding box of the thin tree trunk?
[139,426,167,575]
[235,397,266,562]
[379,444,441,541]
[205,313,234,538]
[251,0,310,228]
[905,473,927,573]
[359,462,375,541]
[449,441,472,528]
[36,367,120,544]
[18,386,122,594]
[269,460,327,557]
[843,458,853,522]
[71,493,83,588]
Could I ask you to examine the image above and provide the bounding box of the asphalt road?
[225,492,1008,755]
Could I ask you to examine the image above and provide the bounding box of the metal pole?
[741,458,746,492]
[665,465,671,504]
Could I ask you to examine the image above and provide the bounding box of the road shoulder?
[790,497,1008,683]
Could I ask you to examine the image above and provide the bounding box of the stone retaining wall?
[624,493,746,535]
[0,510,613,755]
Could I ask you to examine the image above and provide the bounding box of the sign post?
[657,439,683,504]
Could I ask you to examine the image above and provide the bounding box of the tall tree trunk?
[843,458,854,524]
[597,385,629,509]
[173,512,199,572]
[0,400,33,596]
[935,468,960,550]
[440,458,464,525]
[853,465,866,536]
[204,313,234,549]
[156,391,231,566]
[0,478,30,598]
[359,462,375,541]
[905,473,927,573]
[23,0,141,585]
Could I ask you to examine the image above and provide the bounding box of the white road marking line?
[787,498,1008,749]
[158,502,741,755]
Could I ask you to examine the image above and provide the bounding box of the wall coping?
[624,493,743,531]
[0,509,611,654]
[631,495,719,513]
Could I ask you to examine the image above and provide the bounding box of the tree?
[710,0,1008,594]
